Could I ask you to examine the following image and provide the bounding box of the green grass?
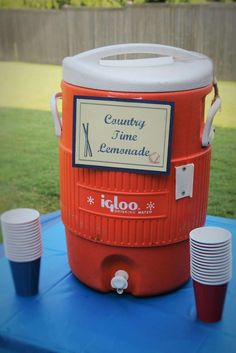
[0,62,235,236]
[208,127,236,218]
[0,107,60,214]
[0,62,62,111]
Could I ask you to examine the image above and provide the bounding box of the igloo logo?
[101,194,138,213]
[80,189,164,218]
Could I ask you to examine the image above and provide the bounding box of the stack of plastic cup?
[1,208,42,296]
[190,226,232,323]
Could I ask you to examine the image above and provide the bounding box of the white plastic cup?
[190,248,231,260]
[190,241,231,249]
[1,222,41,234]
[191,267,232,278]
[191,251,232,261]
[191,265,232,278]
[1,208,42,263]
[190,240,231,249]
[4,242,42,253]
[1,227,41,236]
[192,276,231,286]
[191,259,231,271]
[5,235,42,246]
[3,234,41,244]
[190,242,231,254]
[190,227,231,245]
[191,260,232,272]
[5,252,42,262]
[1,208,40,225]
[191,271,232,284]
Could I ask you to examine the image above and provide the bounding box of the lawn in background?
[0,62,235,223]
[0,107,60,214]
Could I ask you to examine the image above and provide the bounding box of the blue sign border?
[72,96,174,175]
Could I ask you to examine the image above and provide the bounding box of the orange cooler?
[51,44,221,296]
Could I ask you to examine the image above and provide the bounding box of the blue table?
[0,213,236,353]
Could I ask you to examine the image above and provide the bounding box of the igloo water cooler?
[51,44,221,296]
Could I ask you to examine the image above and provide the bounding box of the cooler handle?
[50,92,62,137]
[202,81,221,147]
[77,43,205,67]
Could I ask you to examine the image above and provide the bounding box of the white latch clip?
[175,164,194,200]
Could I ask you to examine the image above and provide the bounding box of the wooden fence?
[0,4,236,80]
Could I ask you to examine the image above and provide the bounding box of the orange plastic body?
[60,81,212,296]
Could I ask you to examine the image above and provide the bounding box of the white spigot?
[111,270,129,295]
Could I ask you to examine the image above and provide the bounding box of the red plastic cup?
[193,280,228,323]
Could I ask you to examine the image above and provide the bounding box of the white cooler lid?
[63,43,213,92]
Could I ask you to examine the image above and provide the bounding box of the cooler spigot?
[111,270,129,295]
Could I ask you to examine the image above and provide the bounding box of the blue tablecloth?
[0,213,235,353]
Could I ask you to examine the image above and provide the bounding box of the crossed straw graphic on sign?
[82,123,93,157]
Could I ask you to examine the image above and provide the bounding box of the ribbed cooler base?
[60,146,211,247]
[66,229,190,296]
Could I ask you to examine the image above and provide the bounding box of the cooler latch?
[175,164,194,200]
